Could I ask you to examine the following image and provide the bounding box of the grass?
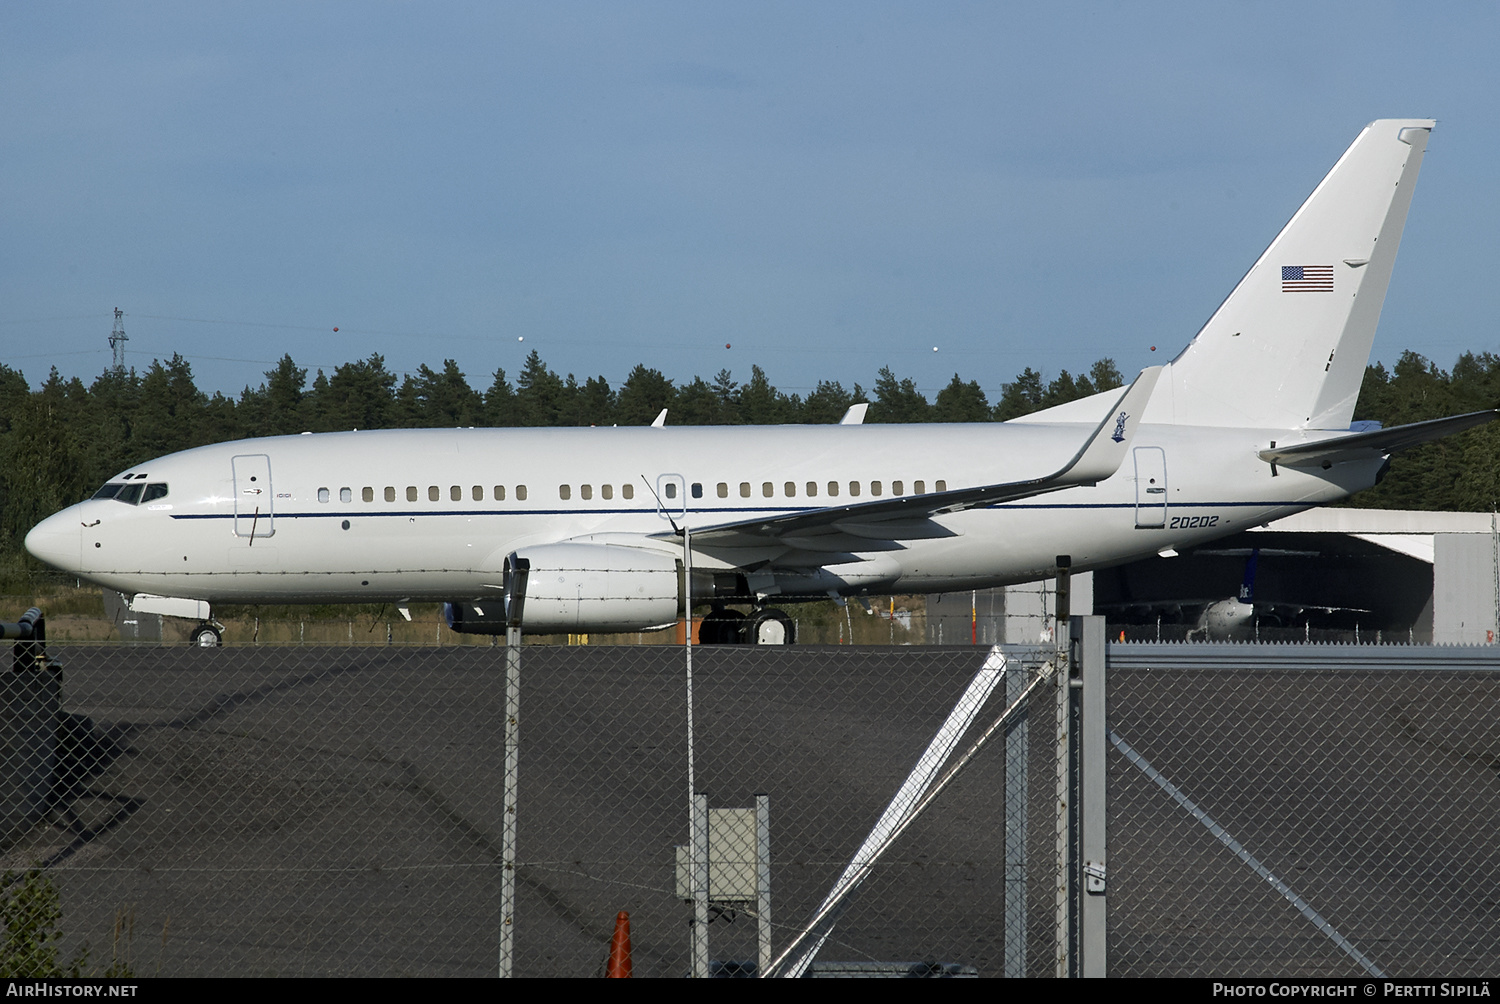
[0,581,931,646]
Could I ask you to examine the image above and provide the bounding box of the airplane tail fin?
[1146,119,1434,431]
[1238,548,1259,604]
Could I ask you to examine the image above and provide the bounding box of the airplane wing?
[1258,410,1498,467]
[1256,600,1372,618]
[671,366,1161,551]
[1093,598,1213,618]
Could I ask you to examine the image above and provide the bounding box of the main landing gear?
[699,606,795,645]
[189,621,224,648]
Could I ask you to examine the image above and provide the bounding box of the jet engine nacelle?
[447,542,682,634]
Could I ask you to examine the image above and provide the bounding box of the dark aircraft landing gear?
[699,607,746,644]
[697,606,796,645]
[189,622,224,648]
[743,607,795,645]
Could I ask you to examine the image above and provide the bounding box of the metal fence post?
[1054,559,1073,977]
[756,793,772,977]
[498,557,528,978]
[1077,614,1107,977]
[1003,646,1029,977]
[692,791,710,977]
[498,623,521,977]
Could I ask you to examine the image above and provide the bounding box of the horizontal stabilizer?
[1259,410,1498,466]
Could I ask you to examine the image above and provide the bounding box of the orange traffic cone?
[606,911,632,978]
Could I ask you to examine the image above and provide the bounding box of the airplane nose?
[24,511,81,572]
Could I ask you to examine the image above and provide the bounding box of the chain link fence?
[2,639,1067,977]
[4,631,1494,977]
[1107,644,1500,978]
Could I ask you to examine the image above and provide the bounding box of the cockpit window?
[93,482,168,505]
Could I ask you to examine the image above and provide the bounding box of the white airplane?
[24,118,1496,646]
[1098,547,1370,641]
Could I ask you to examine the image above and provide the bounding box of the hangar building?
[925,509,1500,645]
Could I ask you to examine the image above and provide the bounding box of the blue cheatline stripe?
[998,500,1300,509]
[172,505,812,520]
[172,500,1305,520]
[1109,729,1385,978]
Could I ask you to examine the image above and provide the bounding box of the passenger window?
[914,480,926,494]
[936,480,947,492]
[318,488,330,503]
[740,482,751,498]
[621,484,632,500]
[806,482,817,497]
[871,481,882,497]
[581,485,593,500]
[560,485,571,500]
[827,481,839,497]
[428,486,440,502]
[762,482,773,498]
[601,484,613,500]
[450,485,461,502]
[142,483,169,503]
[339,487,352,502]
[892,480,904,495]
[784,482,796,497]
[472,486,483,501]
[849,482,861,497]
[665,483,677,499]
[493,485,506,501]
[362,487,374,503]
[691,483,703,499]
[517,485,528,501]
[407,486,418,502]
[717,483,728,498]
[385,487,396,503]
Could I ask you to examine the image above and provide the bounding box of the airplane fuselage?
[26,420,1381,608]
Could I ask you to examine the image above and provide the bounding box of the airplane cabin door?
[232,454,275,538]
[1133,447,1168,529]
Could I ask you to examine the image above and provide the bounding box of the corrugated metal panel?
[1106,641,1500,671]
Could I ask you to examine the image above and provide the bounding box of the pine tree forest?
[3,349,1498,573]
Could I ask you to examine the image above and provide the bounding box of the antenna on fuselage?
[640,475,682,536]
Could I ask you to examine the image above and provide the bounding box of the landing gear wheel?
[190,623,223,648]
[744,608,795,645]
[699,608,747,645]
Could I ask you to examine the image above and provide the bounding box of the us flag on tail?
[1282,264,1334,292]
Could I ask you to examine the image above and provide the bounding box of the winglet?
[839,402,869,425]
[1058,366,1162,484]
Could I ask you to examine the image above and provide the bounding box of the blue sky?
[4,2,1497,401]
